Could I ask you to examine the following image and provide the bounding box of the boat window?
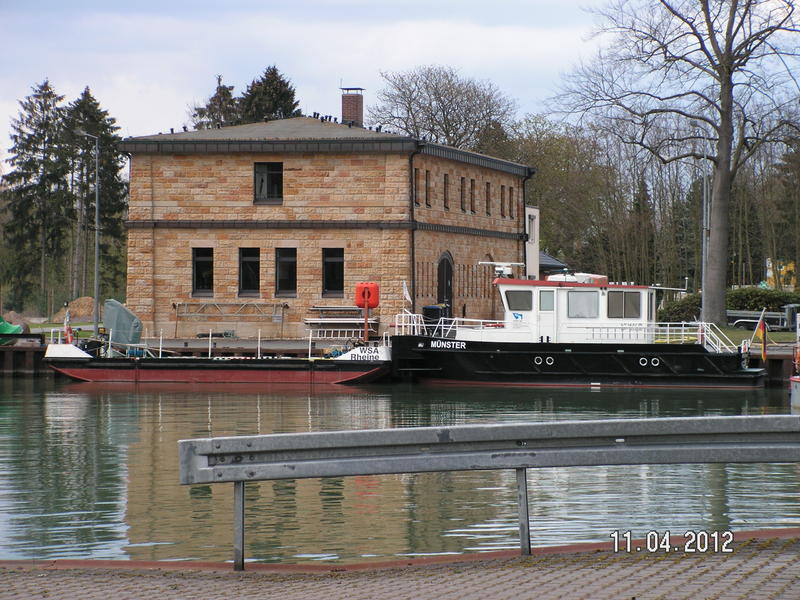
[608,291,641,319]
[505,290,532,311]
[567,291,598,318]
[539,290,554,311]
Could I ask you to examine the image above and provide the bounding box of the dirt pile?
[2,310,26,326]
[52,297,100,322]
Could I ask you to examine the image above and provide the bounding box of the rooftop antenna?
[479,261,525,278]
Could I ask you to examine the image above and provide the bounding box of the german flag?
[757,315,767,362]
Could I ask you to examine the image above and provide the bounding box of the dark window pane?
[276,248,297,296]
[505,290,532,311]
[608,291,624,318]
[193,248,213,295]
[608,290,641,318]
[254,162,283,203]
[322,248,344,296]
[239,247,260,295]
[624,291,641,318]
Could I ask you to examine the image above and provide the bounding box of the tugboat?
[391,270,764,389]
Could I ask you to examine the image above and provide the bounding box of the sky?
[0,0,605,169]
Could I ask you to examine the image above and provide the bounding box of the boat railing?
[696,322,739,354]
[580,321,738,353]
[393,311,428,336]
[577,322,738,353]
[393,313,741,354]
[394,312,511,338]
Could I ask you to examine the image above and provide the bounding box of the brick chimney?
[341,87,364,127]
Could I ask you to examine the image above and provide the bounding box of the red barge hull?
[48,356,389,385]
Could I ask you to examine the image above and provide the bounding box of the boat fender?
[794,346,800,375]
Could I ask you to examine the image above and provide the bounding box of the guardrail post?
[516,468,531,555]
[233,481,245,571]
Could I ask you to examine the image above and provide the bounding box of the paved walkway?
[3,533,800,600]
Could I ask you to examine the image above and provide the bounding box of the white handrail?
[393,313,741,354]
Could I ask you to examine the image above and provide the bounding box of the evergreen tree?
[190,75,240,130]
[63,87,128,301]
[239,66,301,123]
[1,80,71,311]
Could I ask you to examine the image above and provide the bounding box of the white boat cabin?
[493,273,656,344]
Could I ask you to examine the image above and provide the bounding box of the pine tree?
[239,66,301,123]
[190,75,240,130]
[1,80,71,311]
[63,87,128,301]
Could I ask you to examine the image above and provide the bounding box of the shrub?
[725,287,800,311]
[658,293,701,322]
[658,287,800,321]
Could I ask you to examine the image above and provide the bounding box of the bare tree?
[368,65,516,151]
[556,0,800,324]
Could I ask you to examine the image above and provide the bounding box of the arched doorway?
[437,252,454,315]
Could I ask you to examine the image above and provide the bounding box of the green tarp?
[0,316,23,345]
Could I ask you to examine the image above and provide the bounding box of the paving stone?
[2,538,800,600]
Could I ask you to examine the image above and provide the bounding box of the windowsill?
[192,292,214,298]
[275,292,297,298]
[254,198,283,205]
[238,292,260,298]
[322,292,344,298]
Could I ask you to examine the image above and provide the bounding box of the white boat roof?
[493,278,651,290]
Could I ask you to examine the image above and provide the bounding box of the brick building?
[119,93,535,339]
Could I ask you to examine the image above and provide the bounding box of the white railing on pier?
[305,328,390,358]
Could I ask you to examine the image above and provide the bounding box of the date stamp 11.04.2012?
[610,530,734,553]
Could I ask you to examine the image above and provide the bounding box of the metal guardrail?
[178,415,800,570]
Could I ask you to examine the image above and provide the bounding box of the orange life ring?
[794,346,800,374]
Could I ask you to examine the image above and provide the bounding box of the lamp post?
[76,128,101,337]
[690,121,710,323]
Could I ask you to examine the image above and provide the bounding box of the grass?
[720,326,796,345]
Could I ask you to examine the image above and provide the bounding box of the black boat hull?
[390,335,765,388]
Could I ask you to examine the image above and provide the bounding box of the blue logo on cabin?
[513,313,523,320]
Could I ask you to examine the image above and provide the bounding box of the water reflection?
[0,377,796,563]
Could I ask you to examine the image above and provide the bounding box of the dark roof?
[118,117,534,178]
[125,117,399,142]
[539,251,567,271]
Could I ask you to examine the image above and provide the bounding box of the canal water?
[0,378,797,564]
